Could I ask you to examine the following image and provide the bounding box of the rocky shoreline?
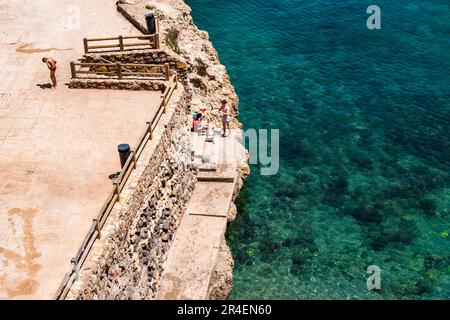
[117,0,242,129]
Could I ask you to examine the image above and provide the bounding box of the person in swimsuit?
[42,57,57,87]
[219,99,231,137]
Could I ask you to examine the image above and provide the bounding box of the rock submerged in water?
[417,198,437,216]
[369,218,421,251]
[340,203,384,225]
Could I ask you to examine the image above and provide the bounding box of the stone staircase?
[191,128,237,183]
[157,129,243,299]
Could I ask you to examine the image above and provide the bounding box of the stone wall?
[82,50,188,75]
[72,94,197,299]
[68,78,167,91]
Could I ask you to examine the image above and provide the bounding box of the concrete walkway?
[0,0,162,299]
[156,129,243,299]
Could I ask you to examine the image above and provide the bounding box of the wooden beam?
[87,44,121,50]
[86,36,120,41]
[121,34,154,40]
[122,42,153,47]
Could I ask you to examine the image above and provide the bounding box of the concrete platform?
[197,164,236,182]
[157,130,243,300]
[187,182,234,218]
[155,214,228,300]
[0,0,162,299]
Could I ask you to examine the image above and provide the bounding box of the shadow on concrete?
[108,172,120,180]
[36,83,53,89]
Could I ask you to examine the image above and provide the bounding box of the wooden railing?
[83,34,160,54]
[54,74,178,300]
[70,62,170,80]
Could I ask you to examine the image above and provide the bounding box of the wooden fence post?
[118,35,124,51]
[113,182,120,201]
[164,63,170,81]
[131,151,137,169]
[147,121,153,140]
[93,218,101,239]
[155,33,160,49]
[161,95,166,113]
[70,258,79,281]
[116,63,122,80]
[70,62,76,79]
[83,38,89,54]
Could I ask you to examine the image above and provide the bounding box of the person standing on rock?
[42,57,57,88]
[219,99,231,137]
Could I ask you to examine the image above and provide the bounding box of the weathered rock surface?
[207,239,234,300]
[117,0,241,128]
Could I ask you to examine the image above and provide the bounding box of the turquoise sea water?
[187,0,450,299]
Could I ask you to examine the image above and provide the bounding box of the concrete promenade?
[0,0,161,299]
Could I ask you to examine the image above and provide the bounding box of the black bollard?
[145,13,156,34]
[118,144,131,168]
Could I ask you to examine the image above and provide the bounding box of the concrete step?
[216,131,243,166]
[202,137,213,164]
[197,164,217,172]
[197,176,234,183]
[209,129,220,165]
[191,132,205,165]
[197,164,235,183]
[191,128,220,165]
[186,182,235,217]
